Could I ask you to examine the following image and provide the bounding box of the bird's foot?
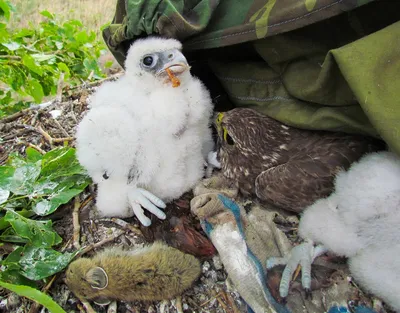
[128,187,166,227]
[266,240,328,298]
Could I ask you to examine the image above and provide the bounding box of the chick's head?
[124,37,190,86]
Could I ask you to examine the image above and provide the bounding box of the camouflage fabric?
[102,0,377,66]
[102,0,400,154]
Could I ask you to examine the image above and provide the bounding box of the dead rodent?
[65,241,201,302]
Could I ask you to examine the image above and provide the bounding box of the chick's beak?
[158,49,189,75]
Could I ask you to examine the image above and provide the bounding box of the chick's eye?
[142,56,154,67]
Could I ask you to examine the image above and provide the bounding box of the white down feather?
[76,37,214,219]
[299,151,400,311]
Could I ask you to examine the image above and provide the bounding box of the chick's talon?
[267,241,327,298]
[128,187,166,227]
[304,288,313,300]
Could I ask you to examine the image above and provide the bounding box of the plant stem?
[0,55,21,60]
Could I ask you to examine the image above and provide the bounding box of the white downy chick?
[76,37,214,226]
[299,151,400,311]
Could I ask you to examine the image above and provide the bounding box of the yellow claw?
[292,264,302,281]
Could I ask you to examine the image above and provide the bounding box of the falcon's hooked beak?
[157,49,190,76]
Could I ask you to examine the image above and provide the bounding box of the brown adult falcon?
[213,108,384,213]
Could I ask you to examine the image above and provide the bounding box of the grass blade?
[0,280,66,313]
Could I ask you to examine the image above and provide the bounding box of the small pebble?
[7,293,20,309]
[212,255,223,270]
[202,261,210,273]
[148,304,156,313]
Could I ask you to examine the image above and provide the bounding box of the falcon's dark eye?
[226,133,235,145]
[223,127,235,145]
[142,56,154,67]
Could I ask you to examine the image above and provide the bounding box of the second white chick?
[271,151,400,311]
[299,151,400,311]
[76,37,214,226]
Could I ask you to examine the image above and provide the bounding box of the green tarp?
[102,0,400,154]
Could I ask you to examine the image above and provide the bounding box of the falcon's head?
[214,108,292,154]
[124,37,190,86]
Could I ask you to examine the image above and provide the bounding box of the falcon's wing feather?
[255,133,382,212]
[255,161,334,212]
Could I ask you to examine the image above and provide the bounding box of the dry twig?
[17,140,46,154]
[78,229,126,256]
[53,118,71,137]
[37,125,74,146]
[216,295,230,313]
[107,301,118,313]
[72,196,81,249]
[80,299,97,313]
[175,296,183,313]
[223,290,242,313]
[56,73,65,103]
[68,73,123,91]
[99,217,143,236]
[0,111,25,123]
[200,292,222,307]
[76,303,86,313]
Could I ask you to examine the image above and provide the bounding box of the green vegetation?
[0,281,66,313]
[0,1,110,309]
[0,147,90,286]
[0,0,107,117]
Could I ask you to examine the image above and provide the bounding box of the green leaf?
[54,41,63,50]
[0,269,37,287]
[2,245,24,267]
[0,187,9,204]
[7,152,27,167]
[4,210,62,247]
[0,280,66,313]
[40,10,54,19]
[33,187,85,216]
[14,28,34,38]
[31,53,56,63]
[0,209,34,230]
[0,166,15,190]
[22,55,43,76]
[75,31,88,43]
[104,60,113,69]
[0,0,11,21]
[40,147,87,179]
[83,58,98,72]
[7,161,41,195]
[26,79,44,103]
[2,41,20,51]
[0,227,29,243]
[26,147,43,163]
[16,245,77,280]
[57,62,70,79]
